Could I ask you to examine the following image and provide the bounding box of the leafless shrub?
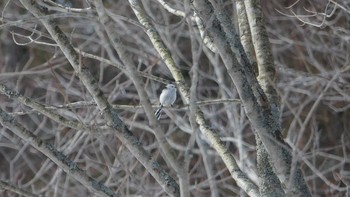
[0,0,348,196]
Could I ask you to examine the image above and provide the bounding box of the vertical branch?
[236,1,284,196]
[244,0,311,196]
[243,0,279,108]
[236,0,258,75]
[185,1,220,195]
[192,0,311,196]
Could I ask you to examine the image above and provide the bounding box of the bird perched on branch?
[155,84,177,120]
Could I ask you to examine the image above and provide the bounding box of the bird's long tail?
[155,105,163,120]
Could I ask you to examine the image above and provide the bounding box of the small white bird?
[155,84,177,120]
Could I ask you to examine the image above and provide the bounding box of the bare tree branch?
[0,180,38,197]
[128,0,259,196]
[17,0,180,196]
[0,108,119,197]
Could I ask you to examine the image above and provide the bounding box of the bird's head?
[166,84,176,90]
